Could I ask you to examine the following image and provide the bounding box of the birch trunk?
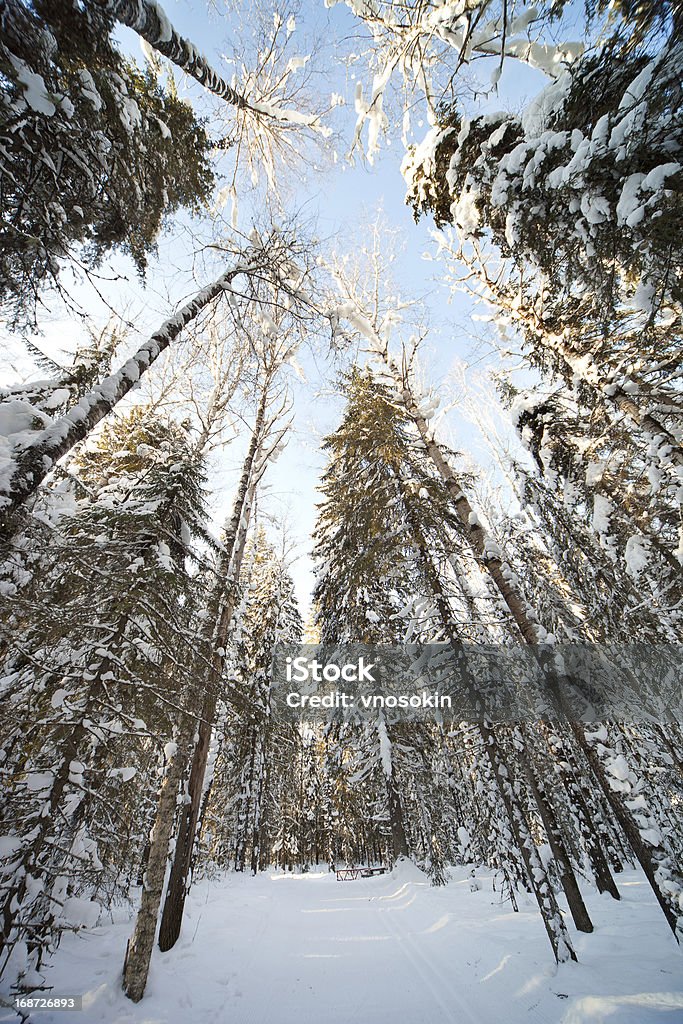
[96,0,251,108]
[94,0,316,128]
[0,263,253,539]
[121,734,190,1002]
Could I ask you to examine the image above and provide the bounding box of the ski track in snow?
[3,864,683,1024]
[373,880,479,1023]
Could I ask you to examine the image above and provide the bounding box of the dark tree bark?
[387,762,409,861]
[517,736,593,933]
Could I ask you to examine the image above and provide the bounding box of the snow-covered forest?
[0,0,682,1020]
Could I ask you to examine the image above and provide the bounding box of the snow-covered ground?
[2,863,682,1024]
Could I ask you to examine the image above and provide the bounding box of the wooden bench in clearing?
[335,866,387,881]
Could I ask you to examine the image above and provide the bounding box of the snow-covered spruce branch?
[501,297,683,472]
[91,0,321,129]
[443,245,683,474]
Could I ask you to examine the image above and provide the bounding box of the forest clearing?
[4,862,683,1024]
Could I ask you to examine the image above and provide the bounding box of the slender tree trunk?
[654,724,683,781]
[567,718,683,941]
[251,747,269,875]
[157,387,271,952]
[387,765,409,860]
[235,730,258,873]
[121,735,189,1002]
[517,733,593,933]
[478,718,576,962]
[93,0,318,129]
[562,735,627,874]
[0,262,256,539]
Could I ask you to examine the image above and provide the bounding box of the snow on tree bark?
[0,249,288,540]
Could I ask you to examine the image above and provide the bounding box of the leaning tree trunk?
[0,259,261,541]
[395,370,683,942]
[122,732,191,1002]
[478,719,576,962]
[516,731,593,933]
[538,722,620,899]
[95,0,251,108]
[566,717,683,942]
[92,0,315,127]
[157,385,272,953]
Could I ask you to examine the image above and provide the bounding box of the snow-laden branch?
[333,0,583,161]
[92,0,323,129]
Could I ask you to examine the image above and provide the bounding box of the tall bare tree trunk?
[121,735,190,1002]
[121,380,283,1000]
[96,0,251,107]
[157,386,271,952]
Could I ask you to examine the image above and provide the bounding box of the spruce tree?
[0,406,209,991]
[0,0,215,327]
[313,368,581,958]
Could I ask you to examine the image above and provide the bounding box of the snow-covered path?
[3,864,683,1024]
